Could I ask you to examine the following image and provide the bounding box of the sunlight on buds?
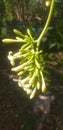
[11,61,29,72]
[26,88,32,94]
[2,0,55,99]
[2,39,17,43]
[30,87,36,99]
[8,51,15,66]
[4,31,47,99]
[41,72,46,92]
[13,52,21,57]
[29,73,36,85]
[3,28,47,99]
[36,81,40,90]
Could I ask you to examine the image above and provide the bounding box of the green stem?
[37,0,55,47]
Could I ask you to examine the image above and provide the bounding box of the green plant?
[2,0,55,99]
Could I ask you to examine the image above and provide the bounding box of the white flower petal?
[8,51,15,66]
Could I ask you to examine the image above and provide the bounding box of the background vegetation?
[0,0,63,130]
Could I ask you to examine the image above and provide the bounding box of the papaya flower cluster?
[2,29,46,99]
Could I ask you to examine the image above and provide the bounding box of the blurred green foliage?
[48,1,63,51]
[0,0,63,51]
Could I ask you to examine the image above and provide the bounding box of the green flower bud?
[29,73,35,85]
[36,81,40,90]
[2,38,24,43]
[13,29,24,38]
[2,39,17,43]
[35,58,40,69]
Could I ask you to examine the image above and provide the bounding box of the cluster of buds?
[2,29,46,99]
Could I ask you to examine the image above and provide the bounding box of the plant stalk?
[37,0,55,48]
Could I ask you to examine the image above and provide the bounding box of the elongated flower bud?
[41,73,46,92]
[30,87,36,99]
[29,73,35,85]
[36,81,40,90]
[23,84,31,89]
[24,88,32,94]
[27,89,32,94]
[27,29,33,41]
[11,60,30,72]
[21,76,30,84]
[13,29,24,38]
[13,78,23,87]
[35,58,40,69]
[15,37,25,42]
[13,52,29,59]
[2,39,17,43]
[2,38,24,43]
[13,52,21,57]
